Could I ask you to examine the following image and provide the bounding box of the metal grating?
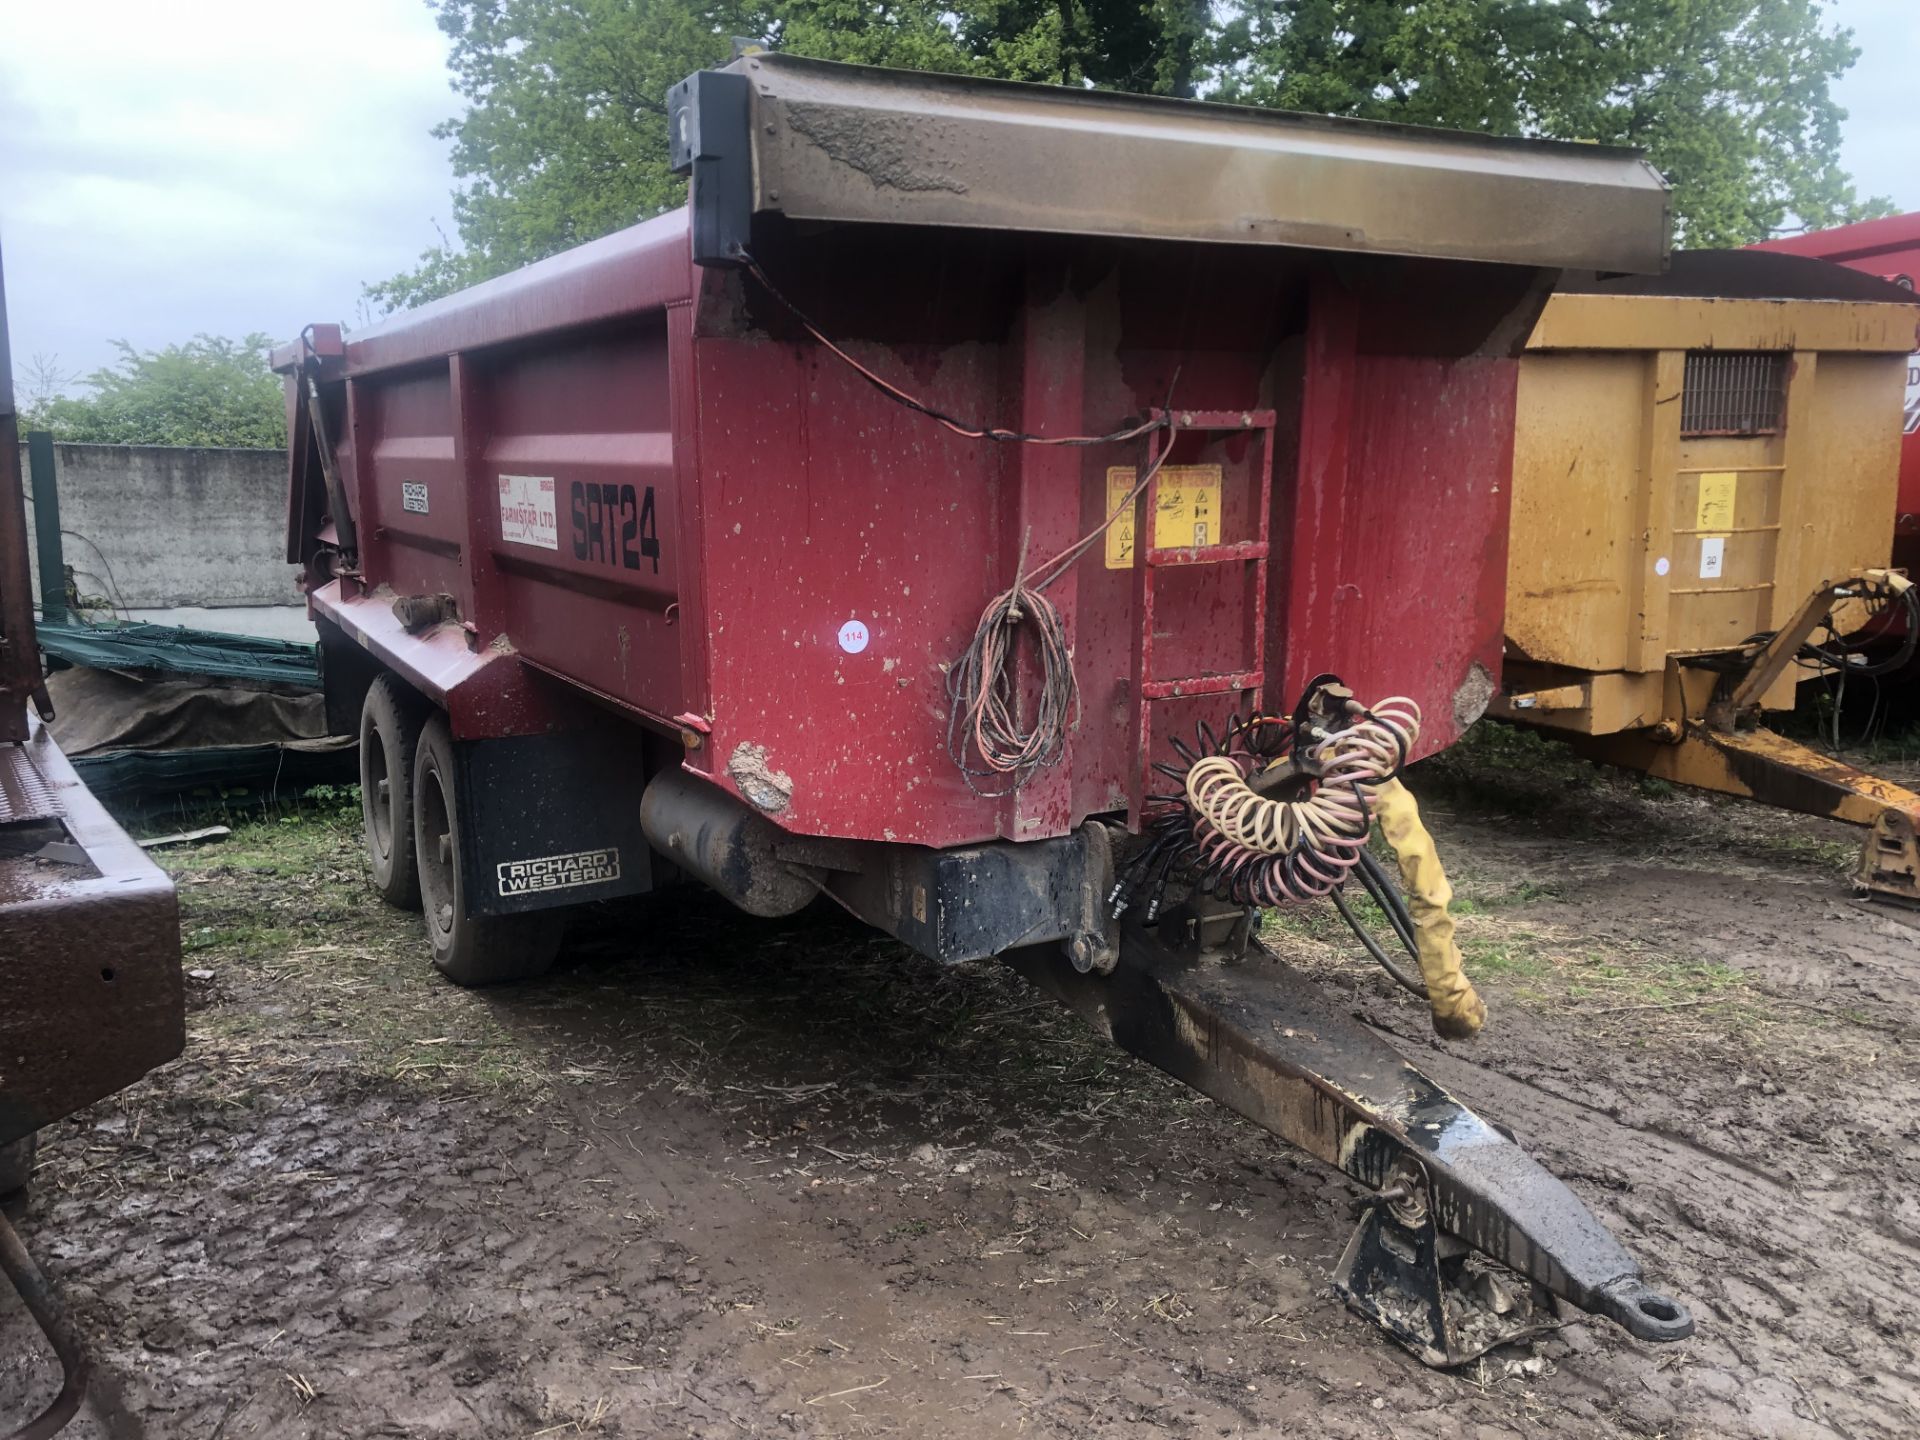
[1681,351,1788,437]
[0,743,60,825]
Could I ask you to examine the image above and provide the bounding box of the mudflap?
[1007,917,1693,1366]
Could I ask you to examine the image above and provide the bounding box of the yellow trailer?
[1496,250,1920,900]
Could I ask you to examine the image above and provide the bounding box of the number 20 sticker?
[837,620,870,654]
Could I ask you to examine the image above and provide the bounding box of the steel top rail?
[326,58,1670,379]
[730,53,1670,274]
[323,209,695,379]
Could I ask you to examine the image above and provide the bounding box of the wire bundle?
[1798,574,1920,677]
[1745,572,1920,752]
[741,256,1164,450]
[943,433,1176,794]
[945,573,1079,795]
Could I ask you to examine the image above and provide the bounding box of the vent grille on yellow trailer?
[1680,350,1788,437]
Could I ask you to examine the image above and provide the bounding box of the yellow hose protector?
[1371,777,1486,1040]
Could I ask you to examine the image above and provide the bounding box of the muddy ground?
[3,730,1917,1439]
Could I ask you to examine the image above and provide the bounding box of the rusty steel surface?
[0,236,185,1158]
[1861,809,1920,903]
[726,54,1671,273]
[1009,922,1692,1354]
[0,712,184,1151]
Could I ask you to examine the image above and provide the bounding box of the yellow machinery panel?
[1498,261,1920,906]
[1507,291,1912,729]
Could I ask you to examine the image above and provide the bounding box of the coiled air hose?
[1115,678,1485,1038]
[1183,695,1421,904]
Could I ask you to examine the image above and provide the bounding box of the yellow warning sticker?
[1104,464,1224,568]
[1695,471,1737,534]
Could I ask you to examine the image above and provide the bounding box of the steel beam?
[1009,922,1692,1363]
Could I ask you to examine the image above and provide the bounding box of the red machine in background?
[1754,213,1920,570]
[279,55,1694,1363]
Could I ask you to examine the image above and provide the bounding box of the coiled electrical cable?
[945,421,1182,794]
[1113,681,1415,905]
[944,562,1079,794]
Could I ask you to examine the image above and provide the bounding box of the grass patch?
[1741,829,1859,876]
[1458,922,1761,1034]
[1265,868,1762,1041]
[153,784,557,1104]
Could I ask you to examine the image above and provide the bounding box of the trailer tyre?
[412,714,564,987]
[361,675,428,910]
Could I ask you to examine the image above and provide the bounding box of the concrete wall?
[18,443,299,611]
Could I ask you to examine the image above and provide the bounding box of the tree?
[23,335,286,450]
[18,354,73,414]
[374,0,1888,308]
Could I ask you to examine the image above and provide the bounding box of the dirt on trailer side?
[2,734,1916,1440]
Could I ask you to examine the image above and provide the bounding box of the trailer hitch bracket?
[1009,919,1692,1364]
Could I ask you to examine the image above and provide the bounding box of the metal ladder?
[1127,408,1278,827]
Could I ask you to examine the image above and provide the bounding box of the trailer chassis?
[0,236,185,1440]
[431,695,1696,1365]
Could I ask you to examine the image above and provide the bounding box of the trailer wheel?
[412,714,564,986]
[0,1134,36,1204]
[361,675,427,909]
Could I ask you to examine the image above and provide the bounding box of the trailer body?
[278,56,1698,1359]
[1492,249,1920,904]
[0,237,184,1158]
[1,236,186,1440]
[1503,249,1917,730]
[282,56,1666,874]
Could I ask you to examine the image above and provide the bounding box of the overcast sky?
[1,0,1915,387]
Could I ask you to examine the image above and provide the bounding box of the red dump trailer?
[1752,213,1920,570]
[276,54,1688,1364]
